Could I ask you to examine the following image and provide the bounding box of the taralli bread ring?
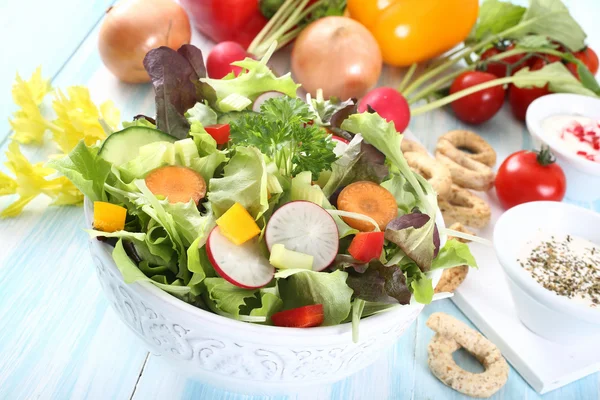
[438,185,491,228]
[438,130,497,167]
[401,139,429,155]
[435,150,495,192]
[405,152,452,200]
[434,223,476,293]
[427,313,509,398]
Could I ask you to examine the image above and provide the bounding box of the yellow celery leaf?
[100,100,121,131]
[49,178,84,206]
[9,74,53,145]
[24,67,52,105]
[51,87,115,153]
[0,142,74,217]
[0,171,17,195]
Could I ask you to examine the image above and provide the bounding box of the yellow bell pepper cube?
[93,201,127,233]
[216,203,261,245]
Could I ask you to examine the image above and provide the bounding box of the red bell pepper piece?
[205,124,230,145]
[271,304,324,328]
[348,232,385,262]
[180,0,268,49]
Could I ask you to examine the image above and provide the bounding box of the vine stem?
[410,73,572,117]
[401,14,561,97]
[407,47,569,104]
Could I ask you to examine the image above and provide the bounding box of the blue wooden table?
[0,1,598,399]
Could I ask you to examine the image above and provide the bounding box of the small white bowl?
[526,94,600,202]
[494,201,600,343]
[84,200,444,392]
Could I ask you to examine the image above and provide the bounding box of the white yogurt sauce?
[541,115,600,163]
[518,231,600,308]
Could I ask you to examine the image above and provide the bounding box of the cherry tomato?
[480,44,527,78]
[495,148,566,209]
[204,124,230,145]
[449,71,505,125]
[508,57,551,121]
[271,304,324,328]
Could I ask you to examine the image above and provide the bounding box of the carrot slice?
[145,166,206,205]
[336,181,398,231]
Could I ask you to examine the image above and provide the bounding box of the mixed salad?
[51,43,476,337]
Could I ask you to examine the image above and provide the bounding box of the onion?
[98,0,191,83]
[291,16,382,100]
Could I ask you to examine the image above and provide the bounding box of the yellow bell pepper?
[216,203,261,245]
[93,201,127,233]
[347,0,479,66]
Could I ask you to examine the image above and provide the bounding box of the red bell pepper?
[205,124,230,145]
[348,232,385,263]
[179,0,268,49]
[271,304,324,327]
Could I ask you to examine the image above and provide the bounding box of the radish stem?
[398,63,418,93]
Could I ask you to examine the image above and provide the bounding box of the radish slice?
[265,201,339,271]
[332,135,349,156]
[206,227,274,289]
[252,91,285,112]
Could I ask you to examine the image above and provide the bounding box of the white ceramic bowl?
[494,201,600,343]
[85,200,444,392]
[526,93,600,202]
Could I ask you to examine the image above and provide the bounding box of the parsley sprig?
[230,97,337,179]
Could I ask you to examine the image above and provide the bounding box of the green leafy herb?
[230,96,337,178]
[470,0,526,42]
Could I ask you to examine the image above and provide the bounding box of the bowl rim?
[525,93,600,174]
[493,201,600,324]
[86,199,445,336]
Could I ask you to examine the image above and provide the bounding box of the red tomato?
[271,304,324,328]
[206,42,249,79]
[495,148,566,209]
[449,71,505,125]
[508,57,551,121]
[480,44,527,78]
[205,124,230,145]
[348,232,385,262]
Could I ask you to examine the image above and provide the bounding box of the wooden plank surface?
[0,0,599,399]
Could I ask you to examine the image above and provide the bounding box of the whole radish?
[206,41,249,79]
[358,87,411,133]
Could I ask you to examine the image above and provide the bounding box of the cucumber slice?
[99,127,177,166]
[269,244,314,270]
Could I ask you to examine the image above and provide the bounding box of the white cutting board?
[452,190,600,394]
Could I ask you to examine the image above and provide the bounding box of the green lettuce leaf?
[469,0,526,42]
[276,269,353,326]
[385,213,438,272]
[122,116,156,129]
[410,273,434,304]
[208,146,269,219]
[432,239,478,270]
[203,277,258,318]
[307,90,355,126]
[381,173,418,215]
[112,239,190,296]
[513,62,599,97]
[322,135,389,198]
[186,102,218,126]
[85,229,146,241]
[47,141,111,202]
[514,0,586,51]
[341,113,437,216]
[200,44,299,112]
